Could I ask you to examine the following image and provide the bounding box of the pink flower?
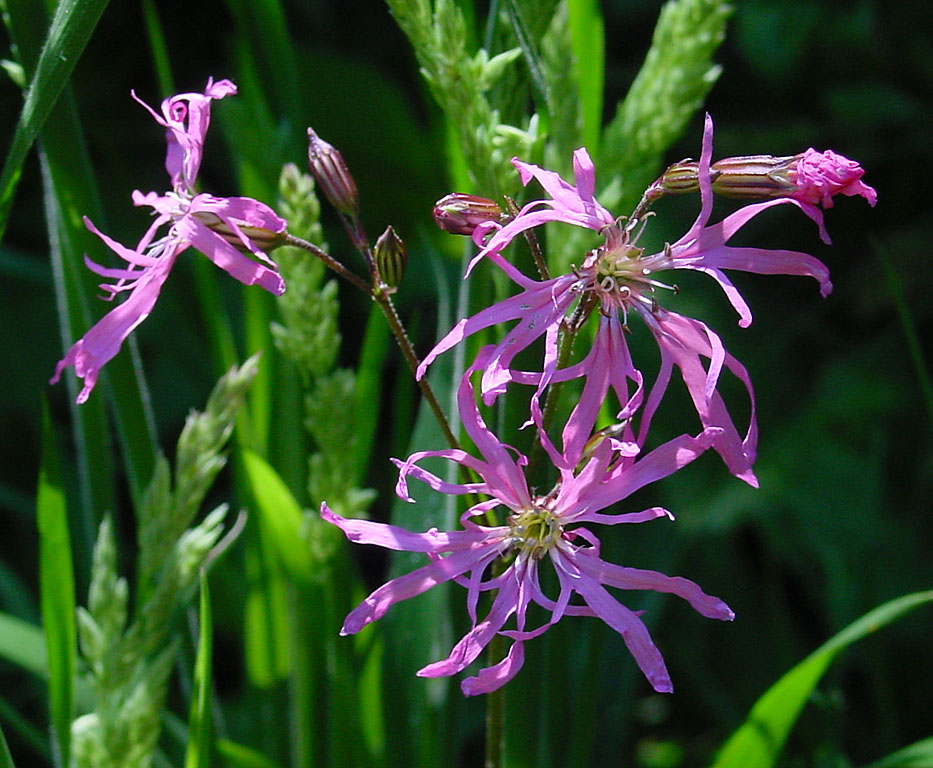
[324,351,733,695]
[420,115,866,485]
[51,79,286,404]
[789,148,877,210]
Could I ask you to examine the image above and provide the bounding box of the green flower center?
[508,504,562,560]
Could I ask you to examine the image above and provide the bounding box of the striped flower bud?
[373,225,407,289]
[433,193,504,236]
[307,127,360,216]
[192,210,287,253]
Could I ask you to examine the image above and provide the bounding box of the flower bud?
[192,210,286,253]
[307,127,360,216]
[652,150,876,209]
[373,225,407,290]
[433,193,504,236]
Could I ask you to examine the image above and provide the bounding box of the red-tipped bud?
[373,225,407,290]
[651,151,876,209]
[433,193,504,236]
[307,127,360,216]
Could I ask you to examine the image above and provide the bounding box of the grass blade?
[711,591,933,768]
[216,739,285,768]
[184,571,214,768]
[0,613,46,677]
[863,737,933,768]
[0,0,110,239]
[566,0,604,155]
[37,399,76,767]
[0,717,15,768]
[241,450,313,582]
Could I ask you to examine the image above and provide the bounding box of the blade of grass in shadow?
[216,739,285,768]
[37,399,76,768]
[876,243,933,427]
[352,305,391,483]
[0,697,47,765]
[0,0,110,239]
[0,614,46,677]
[566,0,604,155]
[863,737,933,768]
[711,591,933,768]
[0,718,14,768]
[140,0,175,95]
[184,571,214,768]
[504,0,550,114]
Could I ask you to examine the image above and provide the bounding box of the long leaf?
[240,450,313,582]
[864,737,933,768]
[0,614,46,677]
[711,591,933,768]
[216,739,285,768]
[566,0,604,155]
[0,0,110,239]
[37,399,76,768]
[0,718,14,768]
[184,571,214,768]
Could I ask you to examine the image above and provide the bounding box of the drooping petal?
[571,547,734,621]
[50,247,179,403]
[640,310,759,487]
[564,559,673,693]
[460,639,525,696]
[418,570,521,678]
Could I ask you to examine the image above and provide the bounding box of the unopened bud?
[433,193,504,236]
[373,225,407,289]
[193,211,286,252]
[307,127,359,216]
[652,150,876,209]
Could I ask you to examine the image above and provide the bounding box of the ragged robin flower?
[51,78,286,404]
[323,348,733,695]
[419,115,875,486]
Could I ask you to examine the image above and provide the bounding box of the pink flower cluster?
[325,116,875,695]
[51,79,286,404]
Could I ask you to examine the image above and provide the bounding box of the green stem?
[285,231,462,452]
[371,287,462,452]
[283,233,372,294]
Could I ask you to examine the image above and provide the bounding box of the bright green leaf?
[0,0,110,239]
[567,0,604,155]
[241,449,313,582]
[0,715,15,768]
[184,571,214,768]
[216,739,285,768]
[863,736,933,768]
[0,614,46,677]
[711,591,933,768]
[37,399,76,767]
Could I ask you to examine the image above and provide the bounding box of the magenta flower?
[420,115,873,485]
[323,350,733,695]
[51,78,286,404]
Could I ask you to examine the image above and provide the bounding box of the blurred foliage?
[0,0,930,767]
